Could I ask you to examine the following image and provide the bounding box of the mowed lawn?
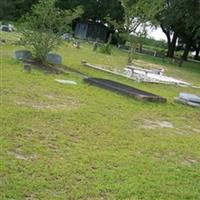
[1,32,200,199]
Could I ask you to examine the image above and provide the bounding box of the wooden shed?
[74,21,109,42]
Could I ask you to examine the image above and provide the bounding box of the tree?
[0,0,38,21]
[19,0,83,63]
[156,0,180,58]
[120,0,164,64]
[193,34,200,60]
[176,0,200,61]
[156,0,200,60]
[56,0,124,24]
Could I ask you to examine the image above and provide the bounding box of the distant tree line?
[1,0,199,61]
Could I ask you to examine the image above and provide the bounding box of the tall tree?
[156,0,200,60]
[176,0,200,60]
[120,0,164,64]
[156,0,179,58]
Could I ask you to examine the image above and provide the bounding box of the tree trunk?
[194,48,200,60]
[166,33,177,58]
[182,42,192,61]
[139,43,143,53]
[161,25,177,58]
[128,45,134,65]
[107,33,112,44]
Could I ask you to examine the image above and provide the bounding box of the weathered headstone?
[14,50,32,61]
[47,53,62,65]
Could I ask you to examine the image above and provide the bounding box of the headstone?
[0,39,6,44]
[47,53,62,65]
[14,50,32,61]
[81,60,87,65]
[179,93,200,103]
[24,63,31,73]
[61,33,72,40]
[93,42,98,51]
[55,79,77,85]
[1,25,11,32]
[73,41,80,49]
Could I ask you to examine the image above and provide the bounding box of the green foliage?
[19,0,83,63]
[99,43,112,55]
[0,0,38,21]
[156,0,200,59]
[56,0,124,25]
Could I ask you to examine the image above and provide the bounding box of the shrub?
[19,0,83,63]
[99,43,112,55]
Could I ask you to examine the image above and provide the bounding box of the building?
[74,21,109,42]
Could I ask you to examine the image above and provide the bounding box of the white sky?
[147,27,167,41]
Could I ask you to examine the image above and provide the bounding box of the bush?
[99,43,112,55]
[19,0,83,63]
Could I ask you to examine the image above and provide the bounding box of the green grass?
[1,32,200,200]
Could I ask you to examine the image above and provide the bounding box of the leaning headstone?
[14,50,32,61]
[47,53,62,65]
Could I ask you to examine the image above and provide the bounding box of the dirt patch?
[181,157,198,166]
[142,119,174,129]
[16,95,80,111]
[192,128,200,133]
[8,150,37,161]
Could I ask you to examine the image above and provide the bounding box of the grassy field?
[1,32,200,200]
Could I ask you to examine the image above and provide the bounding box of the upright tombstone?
[76,41,81,49]
[47,53,62,65]
[73,41,81,49]
[93,41,98,51]
[1,25,11,32]
[24,63,31,73]
[14,50,32,61]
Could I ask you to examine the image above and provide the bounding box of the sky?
[147,27,167,41]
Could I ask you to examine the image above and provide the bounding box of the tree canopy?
[156,0,200,60]
[0,0,38,21]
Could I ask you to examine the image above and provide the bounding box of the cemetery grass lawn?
[1,32,200,199]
